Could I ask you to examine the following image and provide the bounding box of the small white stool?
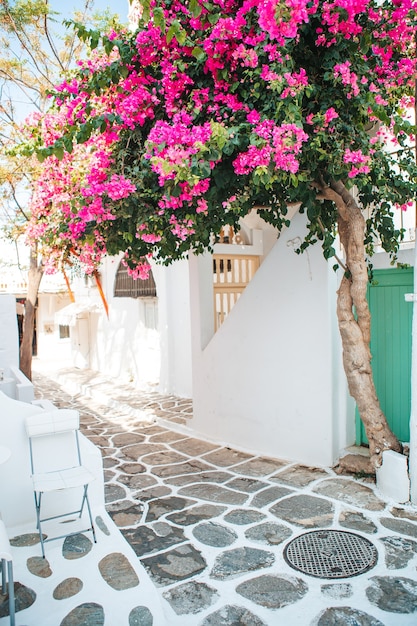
[0,519,15,626]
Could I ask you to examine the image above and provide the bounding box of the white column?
[409,232,417,503]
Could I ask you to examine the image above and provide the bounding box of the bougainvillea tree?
[24,0,417,469]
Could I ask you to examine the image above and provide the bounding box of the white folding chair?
[25,409,96,558]
[0,518,15,626]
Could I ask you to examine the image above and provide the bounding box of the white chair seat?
[32,466,95,492]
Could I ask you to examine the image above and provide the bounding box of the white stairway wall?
[189,212,348,467]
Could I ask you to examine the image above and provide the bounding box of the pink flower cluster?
[233,121,308,175]
[333,61,360,99]
[257,0,310,44]
[343,148,371,178]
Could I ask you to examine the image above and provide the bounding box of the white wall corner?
[376,449,410,503]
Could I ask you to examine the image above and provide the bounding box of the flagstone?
[226,477,269,493]
[60,602,104,626]
[62,534,93,560]
[152,459,216,478]
[202,448,254,467]
[95,516,110,536]
[200,605,266,625]
[380,517,417,539]
[232,457,287,477]
[98,552,139,590]
[0,582,36,617]
[166,504,227,526]
[10,533,42,547]
[162,581,219,615]
[107,505,144,527]
[236,574,308,609]
[271,464,329,487]
[244,522,292,546]
[145,496,197,522]
[320,583,353,600]
[105,483,127,503]
[53,578,83,600]
[142,450,190,466]
[380,536,417,569]
[169,438,220,456]
[192,522,237,547]
[315,606,384,625]
[366,576,417,613]
[141,544,207,586]
[210,547,275,580]
[178,484,248,505]
[165,471,233,486]
[118,473,156,490]
[27,556,52,577]
[121,443,165,461]
[223,509,266,525]
[121,524,186,557]
[129,606,154,625]
[313,479,385,511]
[111,433,146,446]
[138,485,172,501]
[250,485,294,508]
[338,510,378,534]
[270,494,334,527]
[118,462,147,475]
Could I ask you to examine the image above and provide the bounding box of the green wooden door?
[356,267,414,444]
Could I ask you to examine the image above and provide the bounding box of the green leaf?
[192,46,205,61]
[323,246,336,259]
[141,0,151,23]
[63,136,73,153]
[54,146,64,160]
[307,203,320,221]
[199,162,212,178]
[207,12,220,24]
[189,0,202,17]
[153,7,166,30]
[166,24,176,43]
[176,28,187,45]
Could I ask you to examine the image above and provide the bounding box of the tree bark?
[321,179,402,469]
[19,244,43,381]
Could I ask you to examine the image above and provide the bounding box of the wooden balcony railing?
[213,254,260,330]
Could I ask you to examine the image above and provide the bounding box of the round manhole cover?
[283,529,378,579]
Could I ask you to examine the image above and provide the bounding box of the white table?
[0,445,11,465]
[0,378,15,399]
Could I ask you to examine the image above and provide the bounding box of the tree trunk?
[321,179,402,469]
[20,244,43,381]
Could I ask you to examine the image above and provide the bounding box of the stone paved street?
[1,361,417,625]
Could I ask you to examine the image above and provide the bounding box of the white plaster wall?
[370,245,414,269]
[154,260,192,397]
[36,292,72,360]
[88,255,192,396]
[188,212,347,467]
[0,294,19,370]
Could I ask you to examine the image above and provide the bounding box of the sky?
[50,0,129,21]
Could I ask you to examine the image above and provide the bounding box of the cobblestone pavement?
[2,362,417,625]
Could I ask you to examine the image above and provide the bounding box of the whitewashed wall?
[87,255,193,396]
[188,212,349,467]
[37,292,72,359]
[0,294,19,370]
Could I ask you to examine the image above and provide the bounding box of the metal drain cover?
[283,529,378,579]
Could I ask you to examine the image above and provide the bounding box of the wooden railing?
[213,254,260,330]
